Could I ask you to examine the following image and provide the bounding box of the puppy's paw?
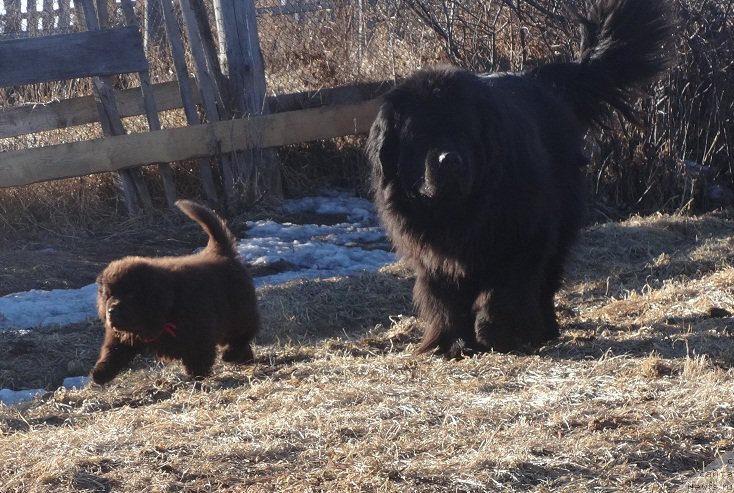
[221,344,255,364]
[90,365,117,385]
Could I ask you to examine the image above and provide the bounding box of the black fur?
[366,0,674,356]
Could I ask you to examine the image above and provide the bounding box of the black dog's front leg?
[91,333,140,385]
[473,277,545,352]
[413,273,478,357]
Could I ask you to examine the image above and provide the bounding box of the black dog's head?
[97,259,175,341]
[366,66,499,213]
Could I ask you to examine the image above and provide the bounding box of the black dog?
[92,200,260,384]
[366,0,673,356]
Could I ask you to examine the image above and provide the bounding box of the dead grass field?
[1,211,734,492]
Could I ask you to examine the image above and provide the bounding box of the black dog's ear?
[365,102,400,182]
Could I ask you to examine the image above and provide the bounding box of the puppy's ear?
[365,102,399,182]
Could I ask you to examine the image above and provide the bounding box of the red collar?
[163,322,177,337]
[141,322,177,343]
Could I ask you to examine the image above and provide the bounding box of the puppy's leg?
[91,333,139,385]
[221,336,255,364]
[181,343,217,379]
[414,274,478,357]
[473,277,544,352]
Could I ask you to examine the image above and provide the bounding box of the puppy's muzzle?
[106,304,123,328]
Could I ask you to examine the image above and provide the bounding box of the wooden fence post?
[212,0,283,204]
[159,0,220,208]
[4,0,21,34]
[119,0,178,209]
[78,0,153,213]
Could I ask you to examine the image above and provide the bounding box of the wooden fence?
[0,0,387,212]
[0,80,387,188]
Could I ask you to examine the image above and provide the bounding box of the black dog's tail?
[176,200,238,258]
[533,0,674,127]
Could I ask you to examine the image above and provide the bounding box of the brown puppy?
[91,200,260,384]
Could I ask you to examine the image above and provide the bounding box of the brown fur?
[91,200,260,384]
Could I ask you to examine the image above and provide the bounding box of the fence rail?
[0,97,381,187]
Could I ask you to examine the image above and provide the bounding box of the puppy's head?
[366,66,498,211]
[97,259,175,341]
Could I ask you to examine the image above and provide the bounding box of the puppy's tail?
[533,0,674,127]
[176,200,238,258]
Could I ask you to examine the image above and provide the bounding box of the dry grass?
[2,211,734,492]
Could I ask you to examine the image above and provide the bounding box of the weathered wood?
[144,0,165,52]
[215,0,281,202]
[0,80,189,139]
[179,0,236,200]
[0,99,382,188]
[159,1,200,125]
[266,80,393,113]
[4,0,22,33]
[190,0,228,107]
[92,77,144,211]
[178,0,223,122]
[120,0,178,208]
[27,0,39,35]
[217,0,267,116]
[160,0,219,207]
[0,27,148,87]
[41,0,54,33]
[0,80,392,139]
[79,0,151,213]
[58,0,71,32]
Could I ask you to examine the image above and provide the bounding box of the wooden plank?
[160,0,219,207]
[0,99,382,188]
[79,0,150,213]
[27,0,39,35]
[58,0,71,32]
[215,0,279,202]
[179,0,234,199]
[178,0,223,122]
[119,0,178,208]
[0,79,392,139]
[0,27,148,87]
[4,0,22,33]
[0,80,190,139]
[266,80,393,113]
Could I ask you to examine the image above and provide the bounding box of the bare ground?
[1,211,734,492]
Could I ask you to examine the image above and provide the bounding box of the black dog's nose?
[437,151,463,169]
[420,150,470,198]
